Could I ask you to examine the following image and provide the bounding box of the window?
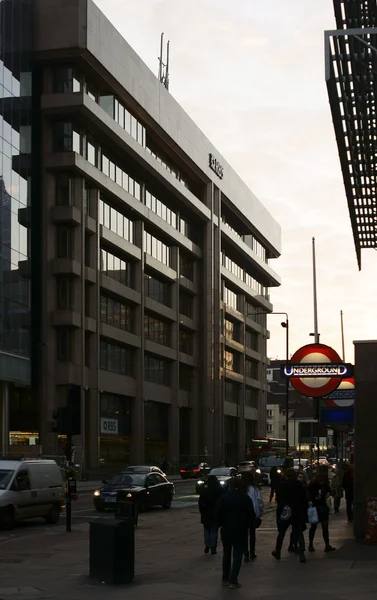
[100,295,132,332]
[100,393,132,436]
[145,354,170,385]
[224,350,240,373]
[53,122,80,153]
[179,329,194,355]
[245,359,258,379]
[180,252,194,281]
[86,135,97,166]
[144,315,170,346]
[85,233,91,268]
[223,285,239,311]
[101,150,141,201]
[99,93,145,147]
[179,364,194,391]
[267,423,273,433]
[267,409,273,418]
[99,198,134,243]
[282,425,286,432]
[224,319,240,342]
[222,252,263,295]
[245,387,258,408]
[144,274,170,306]
[55,174,74,206]
[100,339,134,376]
[56,328,72,362]
[85,332,91,367]
[246,330,258,352]
[225,380,238,404]
[99,94,115,118]
[146,190,177,229]
[56,226,74,259]
[143,231,170,266]
[54,66,81,93]
[179,291,194,318]
[100,248,132,287]
[56,277,73,310]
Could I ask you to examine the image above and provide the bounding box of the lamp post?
[247,311,290,456]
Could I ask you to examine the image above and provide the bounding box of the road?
[0,481,273,543]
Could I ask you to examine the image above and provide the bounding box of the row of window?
[100,294,133,332]
[224,350,259,375]
[100,248,132,287]
[221,216,267,263]
[224,380,259,409]
[53,122,142,202]
[143,230,171,267]
[222,252,264,296]
[99,197,134,243]
[145,190,195,242]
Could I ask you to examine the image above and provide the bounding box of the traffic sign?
[325,377,355,407]
[282,343,344,398]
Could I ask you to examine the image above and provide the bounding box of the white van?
[0,459,65,529]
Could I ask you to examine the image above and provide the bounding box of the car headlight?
[127,493,132,498]
[94,490,100,497]
[220,481,226,485]
[256,469,261,474]
[197,480,204,485]
[277,469,281,474]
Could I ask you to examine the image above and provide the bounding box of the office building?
[1,0,281,470]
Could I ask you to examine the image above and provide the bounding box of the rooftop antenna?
[158,32,170,91]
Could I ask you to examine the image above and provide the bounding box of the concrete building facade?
[1,0,281,471]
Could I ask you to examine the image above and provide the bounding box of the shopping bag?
[308,505,318,525]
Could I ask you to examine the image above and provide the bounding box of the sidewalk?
[1,506,377,599]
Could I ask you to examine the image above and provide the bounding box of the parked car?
[237,460,256,473]
[0,459,65,530]
[196,467,238,494]
[93,471,174,512]
[180,463,211,480]
[256,457,285,486]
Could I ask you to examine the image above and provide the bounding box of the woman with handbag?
[308,467,336,553]
[241,471,264,562]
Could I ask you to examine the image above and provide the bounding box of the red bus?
[248,437,286,460]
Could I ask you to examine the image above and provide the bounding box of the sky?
[95,0,377,363]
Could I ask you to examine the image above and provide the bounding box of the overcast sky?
[96,0,377,362]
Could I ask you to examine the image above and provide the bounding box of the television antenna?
[158,32,170,91]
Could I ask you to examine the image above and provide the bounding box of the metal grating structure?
[325,1,377,268]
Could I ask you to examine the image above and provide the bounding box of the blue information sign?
[324,389,355,401]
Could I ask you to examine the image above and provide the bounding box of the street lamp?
[247,311,290,456]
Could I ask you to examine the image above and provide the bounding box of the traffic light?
[52,407,68,434]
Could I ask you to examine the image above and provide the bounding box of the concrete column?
[354,340,377,539]
[1,382,9,455]
[169,246,179,466]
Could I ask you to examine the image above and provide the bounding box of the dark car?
[93,471,174,512]
[256,457,285,486]
[196,466,238,494]
[180,462,211,480]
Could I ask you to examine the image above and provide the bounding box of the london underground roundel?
[289,343,343,398]
[325,377,355,408]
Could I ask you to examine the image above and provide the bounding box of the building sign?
[282,364,353,378]
[209,153,224,179]
[280,343,350,398]
[100,417,118,435]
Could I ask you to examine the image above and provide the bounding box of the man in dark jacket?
[215,477,255,589]
[198,475,223,554]
[272,468,308,563]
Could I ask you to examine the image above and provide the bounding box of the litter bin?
[115,490,139,527]
[89,518,134,584]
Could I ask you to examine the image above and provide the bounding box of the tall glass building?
[0,0,34,456]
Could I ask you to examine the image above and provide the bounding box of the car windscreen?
[0,469,14,490]
[258,458,284,467]
[109,473,146,486]
[125,466,149,473]
[209,468,231,476]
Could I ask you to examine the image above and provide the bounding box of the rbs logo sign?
[209,153,224,179]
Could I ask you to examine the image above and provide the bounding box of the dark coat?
[276,479,308,526]
[198,485,223,525]
[308,480,331,522]
[214,489,255,545]
[342,470,354,497]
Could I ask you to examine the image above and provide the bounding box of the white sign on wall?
[100,418,119,435]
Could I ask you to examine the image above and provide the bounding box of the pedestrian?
[342,464,354,522]
[308,466,336,553]
[241,471,264,562]
[215,477,255,589]
[198,475,223,555]
[269,466,280,503]
[330,464,343,513]
[288,470,309,553]
[272,468,308,563]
